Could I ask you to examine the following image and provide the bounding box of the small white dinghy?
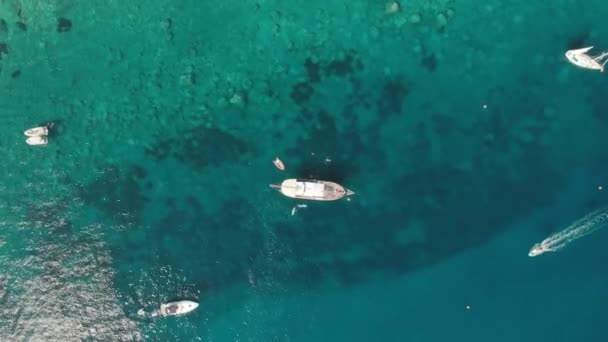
[25,135,48,146]
[565,46,608,72]
[24,126,49,137]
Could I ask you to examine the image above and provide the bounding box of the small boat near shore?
[24,122,54,146]
[158,300,199,317]
[26,136,48,146]
[270,179,354,201]
[24,126,49,137]
[139,300,199,318]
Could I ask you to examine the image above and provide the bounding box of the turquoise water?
[2,0,608,340]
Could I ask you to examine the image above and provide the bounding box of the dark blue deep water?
[1,1,608,341]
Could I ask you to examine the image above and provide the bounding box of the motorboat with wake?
[270,179,354,201]
[138,300,199,318]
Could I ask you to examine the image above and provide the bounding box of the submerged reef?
[1,1,604,335]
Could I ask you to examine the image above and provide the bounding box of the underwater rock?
[163,18,174,40]
[131,165,147,179]
[179,72,196,85]
[145,126,251,170]
[304,57,321,83]
[409,13,421,24]
[376,77,410,116]
[517,130,534,144]
[436,13,448,29]
[385,1,400,14]
[421,53,437,71]
[324,52,359,77]
[57,17,72,32]
[0,19,7,36]
[78,166,148,226]
[11,69,21,79]
[291,81,314,105]
[0,42,8,60]
[179,66,196,85]
[16,21,26,31]
[542,106,556,120]
[369,26,380,40]
[229,92,245,108]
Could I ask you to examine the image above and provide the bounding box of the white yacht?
[270,179,354,201]
[157,300,199,317]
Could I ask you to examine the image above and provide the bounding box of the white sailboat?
[565,46,608,72]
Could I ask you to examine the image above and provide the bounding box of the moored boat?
[158,300,199,317]
[26,136,48,146]
[270,179,354,201]
[565,46,608,72]
[24,126,49,137]
[272,157,285,171]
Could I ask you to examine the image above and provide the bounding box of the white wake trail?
[529,208,608,257]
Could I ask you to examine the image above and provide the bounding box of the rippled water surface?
[2,1,608,341]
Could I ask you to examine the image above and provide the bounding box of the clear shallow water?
[1,0,608,341]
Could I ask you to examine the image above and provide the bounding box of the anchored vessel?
[158,300,199,317]
[24,126,49,137]
[25,136,48,146]
[565,46,608,72]
[24,122,54,146]
[270,179,354,201]
[138,300,199,318]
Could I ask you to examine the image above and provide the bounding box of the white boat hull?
[26,136,48,146]
[565,46,608,72]
[274,179,354,201]
[159,300,199,317]
[24,126,49,137]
